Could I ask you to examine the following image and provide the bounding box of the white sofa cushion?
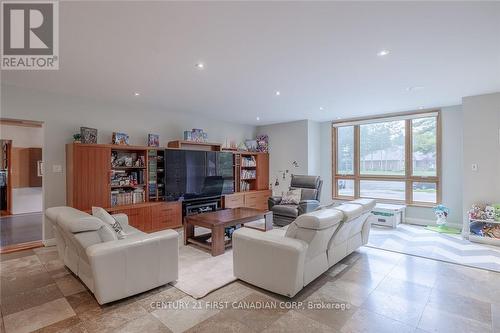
[59,216,103,233]
[350,199,376,213]
[92,207,116,224]
[290,209,344,231]
[93,207,127,239]
[334,203,364,222]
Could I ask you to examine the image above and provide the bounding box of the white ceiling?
[2,1,500,125]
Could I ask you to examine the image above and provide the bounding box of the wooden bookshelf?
[167,140,222,151]
[66,143,270,233]
[66,143,181,232]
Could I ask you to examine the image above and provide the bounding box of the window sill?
[331,197,437,208]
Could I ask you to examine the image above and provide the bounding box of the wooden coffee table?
[184,208,273,256]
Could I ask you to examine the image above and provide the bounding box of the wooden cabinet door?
[72,146,110,211]
[256,154,269,190]
[224,193,244,208]
[159,202,182,230]
[244,190,271,210]
[154,202,182,231]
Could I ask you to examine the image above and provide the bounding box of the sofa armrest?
[111,213,129,226]
[298,200,320,215]
[268,196,283,210]
[86,229,178,304]
[232,227,307,297]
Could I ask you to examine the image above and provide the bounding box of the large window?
[333,111,440,205]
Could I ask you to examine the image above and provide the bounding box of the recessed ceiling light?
[134,92,140,96]
[377,49,390,57]
[195,62,205,69]
[419,106,425,110]
[256,116,260,121]
[319,107,324,111]
[275,91,281,96]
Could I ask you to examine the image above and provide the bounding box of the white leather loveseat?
[232,199,375,297]
[45,206,179,304]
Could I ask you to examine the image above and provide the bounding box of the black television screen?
[165,150,233,201]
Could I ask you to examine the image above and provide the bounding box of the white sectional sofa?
[232,199,375,297]
[45,206,179,304]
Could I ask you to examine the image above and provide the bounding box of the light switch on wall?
[52,164,63,173]
[471,163,478,172]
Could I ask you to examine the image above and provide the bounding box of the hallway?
[0,212,43,247]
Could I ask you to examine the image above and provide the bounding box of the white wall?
[462,92,500,228]
[319,121,333,205]
[1,84,256,241]
[256,120,309,195]
[307,120,321,177]
[256,119,327,198]
[0,124,43,147]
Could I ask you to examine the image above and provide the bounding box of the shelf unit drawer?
[223,190,271,211]
[225,193,245,208]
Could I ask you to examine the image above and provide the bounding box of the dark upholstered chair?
[268,175,323,227]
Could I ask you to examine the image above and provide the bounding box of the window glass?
[412,117,437,176]
[360,180,406,200]
[412,182,437,203]
[337,179,354,197]
[337,126,354,175]
[360,120,405,175]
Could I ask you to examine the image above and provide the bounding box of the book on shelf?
[241,169,256,179]
[240,180,251,192]
[110,188,145,206]
[241,155,256,167]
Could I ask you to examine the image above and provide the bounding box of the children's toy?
[433,204,449,226]
[468,204,485,220]
[426,204,460,234]
[485,205,496,221]
[494,204,500,222]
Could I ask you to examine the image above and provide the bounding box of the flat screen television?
[165,150,234,201]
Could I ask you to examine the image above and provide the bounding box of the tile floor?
[1,245,499,333]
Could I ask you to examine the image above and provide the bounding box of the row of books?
[240,180,252,192]
[111,189,145,206]
[241,169,256,180]
[241,156,256,167]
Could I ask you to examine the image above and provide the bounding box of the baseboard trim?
[0,240,44,254]
[43,238,56,247]
[405,217,462,230]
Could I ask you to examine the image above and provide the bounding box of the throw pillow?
[92,207,126,239]
[281,189,302,205]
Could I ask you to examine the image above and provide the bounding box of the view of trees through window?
[334,113,440,204]
[360,120,405,175]
[337,126,354,174]
[412,117,437,176]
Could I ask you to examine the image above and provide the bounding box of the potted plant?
[73,133,82,143]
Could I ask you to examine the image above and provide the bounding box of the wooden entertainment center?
[66,142,270,233]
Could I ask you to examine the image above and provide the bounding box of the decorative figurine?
[433,204,450,226]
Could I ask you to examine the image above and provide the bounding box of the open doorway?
[0,119,44,252]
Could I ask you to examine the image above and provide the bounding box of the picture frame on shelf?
[112,132,130,145]
[80,127,98,144]
[148,134,159,147]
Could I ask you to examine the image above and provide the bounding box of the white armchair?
[45,206,179,304]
